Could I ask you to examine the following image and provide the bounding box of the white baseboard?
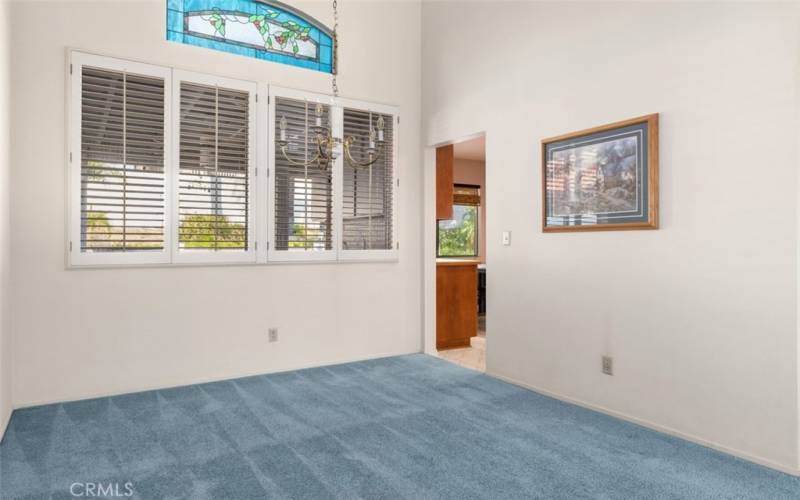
[486,370,800,477]
[14,353,797,477]
[14,349,422,410]
[0,406,10,442]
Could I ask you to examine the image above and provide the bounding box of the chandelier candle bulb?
[377,116,385,142]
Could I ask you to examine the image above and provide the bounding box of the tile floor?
[438,315,486,372]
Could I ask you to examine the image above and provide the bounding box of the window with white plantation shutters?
[80,66,166,253]
[70,52,401,267]
[177,80,252,254]
[273,96,334,252]
[342,107,394,251]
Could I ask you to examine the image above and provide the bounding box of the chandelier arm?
[280,144,330,169]
[344,140,383,168]
[316,136,336,162]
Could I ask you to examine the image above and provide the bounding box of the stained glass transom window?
[167,0,334,73]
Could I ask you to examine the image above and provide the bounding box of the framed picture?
[542,114,658,232]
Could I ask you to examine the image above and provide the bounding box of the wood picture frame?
[541,114,659,232]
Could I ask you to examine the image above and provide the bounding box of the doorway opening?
[435,135,486,372]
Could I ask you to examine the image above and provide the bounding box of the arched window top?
[167,0,334,73]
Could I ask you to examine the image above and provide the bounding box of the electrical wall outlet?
[602,356,613,376]
[268,328,279,343]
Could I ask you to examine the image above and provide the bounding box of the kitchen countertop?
[436,259,481,266]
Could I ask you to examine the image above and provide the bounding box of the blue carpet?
[1,354,799,499]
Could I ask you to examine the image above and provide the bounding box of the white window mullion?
[256,82,269,263]
[331,104,344,261]
[169,69,181,265]
[266,85,277,262]
[393,114,400,255]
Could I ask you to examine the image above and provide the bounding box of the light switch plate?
[502,231,511,246]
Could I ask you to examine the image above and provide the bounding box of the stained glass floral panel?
[167,0,334,73]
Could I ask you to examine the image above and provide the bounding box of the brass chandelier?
[277,104,385,169]
[275,0,386,170]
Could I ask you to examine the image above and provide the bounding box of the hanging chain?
[332,0,339,97]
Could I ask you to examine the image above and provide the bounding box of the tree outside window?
[437,204,479,258]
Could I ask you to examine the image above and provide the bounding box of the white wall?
[10,0,422,407]
[423,2,800,472]
[0,0,11,438]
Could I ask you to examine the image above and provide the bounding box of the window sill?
[66,257,400,271]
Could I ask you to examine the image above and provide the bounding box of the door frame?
[423,131,486,355]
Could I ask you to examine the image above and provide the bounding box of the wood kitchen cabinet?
[436,144,454,220]
[436,260,478,350]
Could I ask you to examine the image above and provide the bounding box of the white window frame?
[255,82,269,264]
[67,51,401,268]
[267,86,341,263]
[171,70,258,265]
[336,96,399,262]
[68,51,173,267]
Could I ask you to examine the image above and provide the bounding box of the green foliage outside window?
[289,223,324,249]
[179,214,246,248]
[84,211,162,250]
[85,210,111,229]
[84,212,246,250]
[437,205,478,257]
